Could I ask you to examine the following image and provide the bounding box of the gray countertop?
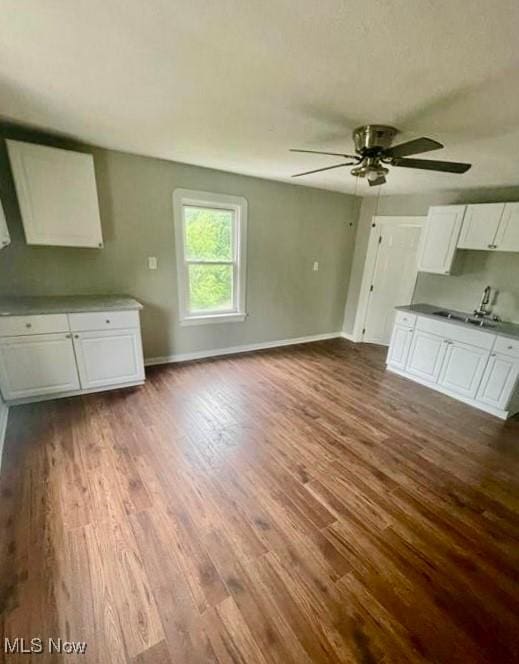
[396,303,519,341]
[0,295,143,316]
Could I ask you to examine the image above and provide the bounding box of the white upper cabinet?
[6,140,103,248]
[0,197,10,249]
[417,205,465,274]
[457,203,504,250]
[494,203,519,252]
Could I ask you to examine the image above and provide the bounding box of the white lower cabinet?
[406,330,446,383]
[0,307,145,403]
[386,324,414,370]
[476,353,519,410]
[437,341,489,398]
[387,310,519,419]
[0,333,80,399]
[73,328,145,389]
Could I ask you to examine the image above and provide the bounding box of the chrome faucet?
[473,285,492,319]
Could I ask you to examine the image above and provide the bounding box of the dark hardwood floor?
[1,338,518,663]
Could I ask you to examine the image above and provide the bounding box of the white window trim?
[173,188,247,326]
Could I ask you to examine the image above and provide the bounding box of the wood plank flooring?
[1,338,518,663]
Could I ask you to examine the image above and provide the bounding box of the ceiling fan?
[290,125,471,186]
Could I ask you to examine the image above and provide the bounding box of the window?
[173,189,247,325]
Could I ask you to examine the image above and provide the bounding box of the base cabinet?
[476,353,519,410]
[386,324,414,370]
[0,333,80,399]
[437,341,489,398]
[406,330,446,383]
[0,307,145,403]
[387,310,519,419]
[73,329,145,389]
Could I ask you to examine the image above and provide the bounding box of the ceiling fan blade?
[290,148,357,158]
[368,174,386,187]
[391,157,471,173]
[291,162,356,177]
[384,137,443,158]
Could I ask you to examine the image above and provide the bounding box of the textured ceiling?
[1,0,519,195]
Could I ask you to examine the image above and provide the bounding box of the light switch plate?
[313,261,319,271]
[147,256,158,270]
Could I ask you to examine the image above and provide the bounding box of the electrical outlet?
[147,256,158,270]
[313,261,319,272]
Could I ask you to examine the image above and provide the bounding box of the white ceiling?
[1,0,519,195]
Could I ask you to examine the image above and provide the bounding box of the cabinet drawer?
[394,311,416,328]
[0,313,69,337]
[415,316,495,350]
[494,336,519,358]
[68,310,139,332]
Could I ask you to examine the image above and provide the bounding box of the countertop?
[396,303,519,341]
[0,295,143,316]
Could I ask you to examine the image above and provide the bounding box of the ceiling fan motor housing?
[353,125,398,155]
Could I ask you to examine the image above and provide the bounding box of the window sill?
[179,312,247,326]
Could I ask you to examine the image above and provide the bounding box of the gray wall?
[343,188,519,335]
[0,126,359,359]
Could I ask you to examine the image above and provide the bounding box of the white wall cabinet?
[457,203,504,250]
[73,328,145,389]
[387,309,519,419]
[0,198,10,249]
[6,140,103,248]
[0,307,144,404]
[494,203,519,252]
[0,333,80,399]
[417,205,465,274]
[476,352,519,410]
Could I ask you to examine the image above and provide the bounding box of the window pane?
[184,206,233,261]
[188,264,233,312]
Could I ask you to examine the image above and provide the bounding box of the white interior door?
[363,218,424,345]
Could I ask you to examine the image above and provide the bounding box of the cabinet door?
[387,324,414,370]
[494,203,519,252]
[73,328,145,389]
[0,197,10,249]
[437,341,489,398]
[476,352,519,410]
[6,140,103,248]
[418,205,465,274]
[0,333,79,400]
[406,330,446,383]
[457,203,504,250]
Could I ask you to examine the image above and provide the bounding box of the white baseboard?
[340,331,359,342]
[0,400,8,473]
[144,332,341,366]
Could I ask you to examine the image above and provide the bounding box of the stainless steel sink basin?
[433,310,466,322]
[433,310,497,329]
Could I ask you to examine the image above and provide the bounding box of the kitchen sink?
[433,310,466,322]
[433,310,497,329]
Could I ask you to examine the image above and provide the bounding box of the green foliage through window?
[183,206,234,312]
[184,206,233,260]
[188,264,233,311]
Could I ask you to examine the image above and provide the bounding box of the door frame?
[351,216,425,343]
